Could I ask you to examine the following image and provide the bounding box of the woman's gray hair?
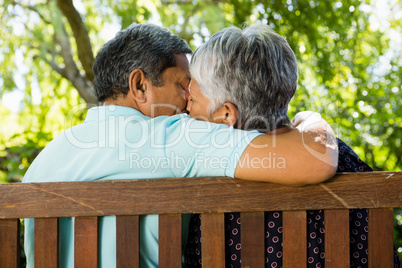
[190,24,298,131]
[93,23,192,102]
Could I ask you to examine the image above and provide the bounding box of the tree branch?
[56,0,95,82]
[176,5,199,44]
[52,8,98,105]
[10,0,51,24]
[38,55,68,79]
[29,43,68,79]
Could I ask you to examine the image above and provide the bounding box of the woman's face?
[186,79,226,124]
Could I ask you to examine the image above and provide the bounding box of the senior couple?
[22,23,398,267]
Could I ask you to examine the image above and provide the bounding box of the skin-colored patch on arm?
[292,111,338,153]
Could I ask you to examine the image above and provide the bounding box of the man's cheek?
[178,90,186,100]
[177,94,187,109]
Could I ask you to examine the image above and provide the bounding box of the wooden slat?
[159,214,182,268]
[201,213,225,267]
[1,172,401,219]
[0,219,20,267]
[368,208,394,268]
[116,215,139,268]
[241,212,265,267]
[283,210,306,268]
[325,209,349,268]
[75,217,98,268]
[34,218,58,268]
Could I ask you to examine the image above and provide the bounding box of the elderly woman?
[184,25,400,268]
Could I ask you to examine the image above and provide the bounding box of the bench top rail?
[0,171,401,219]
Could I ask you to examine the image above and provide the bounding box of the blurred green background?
[1,0,401,260]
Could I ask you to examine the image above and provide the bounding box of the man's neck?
[103,97,140,111]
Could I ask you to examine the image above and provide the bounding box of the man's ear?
[223,102,239,127]
[128,69,148,103]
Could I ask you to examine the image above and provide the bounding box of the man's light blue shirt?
[23,105,262,267]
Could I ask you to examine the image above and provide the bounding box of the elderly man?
[23,23,337,268]
[184,24,400,267]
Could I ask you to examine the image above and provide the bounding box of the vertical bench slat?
[325,209,349,268]
[283,210,307,268]
[241,212,265,267]
[0,219,20,268]
[34,218,58,268]
[368,208,394,268]
[201,213,225,267]
[159,214,182,268]
[116,215,140,268]
[75,217,98,268]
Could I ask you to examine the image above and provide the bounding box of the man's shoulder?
[22,126,87,183]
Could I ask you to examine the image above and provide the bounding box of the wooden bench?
[0,171,401,267]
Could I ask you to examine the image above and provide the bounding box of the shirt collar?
[84,105,146,123]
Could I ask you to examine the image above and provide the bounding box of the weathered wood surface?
[283,210,307,268]
[74,217,98,268]
[368,208,394,267]
[159,214,182,268]
[116,215,140,268]
[0,219,20,268]
[201,213,225,267]
[241,211,265,267]
[0,172,401,219]
[325,209,349,268]
[34,218,58,268]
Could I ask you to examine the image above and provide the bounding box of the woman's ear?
[223,102,239,127]
[128,69,148,103]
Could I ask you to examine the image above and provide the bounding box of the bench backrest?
[0,171,401,267]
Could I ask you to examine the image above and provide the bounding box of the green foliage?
[395,208,402,259]
[1,0,401,259]
[0,136,44,183]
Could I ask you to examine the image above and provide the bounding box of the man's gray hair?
[190,24,298,131]
[93,23,192,102]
